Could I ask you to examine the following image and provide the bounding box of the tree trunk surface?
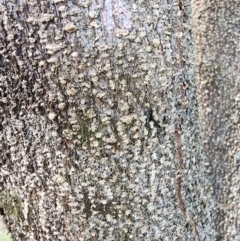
[1,1,215,240]
[193,0,240,240]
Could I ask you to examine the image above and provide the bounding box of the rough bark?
[0,1,215,240]
[192,0,240,240]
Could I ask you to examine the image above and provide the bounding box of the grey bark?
[0,0,218,240]
[193,0,240,240]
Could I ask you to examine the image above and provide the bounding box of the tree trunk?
[192,0,240,240]
[0,1,215,240]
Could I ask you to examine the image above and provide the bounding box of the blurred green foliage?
[0,230,12,241]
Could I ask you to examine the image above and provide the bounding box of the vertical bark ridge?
[193,0,240,240]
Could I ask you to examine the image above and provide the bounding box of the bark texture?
[0,1,215,240]
[192,0,240,240]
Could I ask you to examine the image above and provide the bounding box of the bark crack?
[173,131,200,241]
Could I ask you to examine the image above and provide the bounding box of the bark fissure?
[173,131,200,241]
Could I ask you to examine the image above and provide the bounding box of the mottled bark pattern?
[193,0,240,240]
[0,1,214,240]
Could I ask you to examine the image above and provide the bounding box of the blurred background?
[0,217,12,241]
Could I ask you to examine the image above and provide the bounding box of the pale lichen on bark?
[0,0,215,240]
